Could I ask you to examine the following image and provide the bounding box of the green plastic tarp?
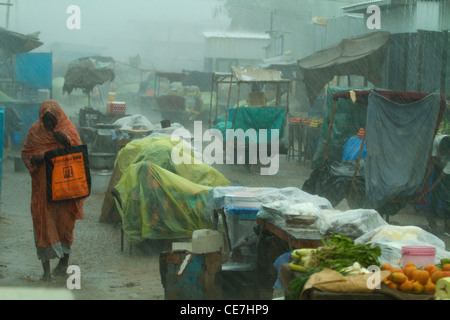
[214,106,287,143]
[113,136,230,244]
[312,86,373,168]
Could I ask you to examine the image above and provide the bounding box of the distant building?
[341,0,450,33]
[202,32,270,72]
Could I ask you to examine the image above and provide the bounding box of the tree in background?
[216,0,361,33]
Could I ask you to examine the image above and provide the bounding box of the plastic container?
[110,101,126,115]
[401,246,436,268]
[191,229,224,254]
[108,92,116,102]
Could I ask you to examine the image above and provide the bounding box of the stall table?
[287,122,321,164]
[256,218,322,250]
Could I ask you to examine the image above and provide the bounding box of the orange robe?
[21,100,86,262]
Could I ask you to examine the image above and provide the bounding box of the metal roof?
[202,31,270,40]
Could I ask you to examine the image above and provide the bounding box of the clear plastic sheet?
[207,187,333,254]
[208,186,333,216]
[316,209,388,238]
[355,225,450,267]
[112,114,154,131]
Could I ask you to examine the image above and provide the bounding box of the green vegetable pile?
[304,234,381,271]
[286,234,381,300]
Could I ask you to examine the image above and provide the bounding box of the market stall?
[304,88,447,219]
[279,230,450,300]
[287,117,322,163]
[211,67,291,160]
[204,184,450,300]
[153,71,209,124]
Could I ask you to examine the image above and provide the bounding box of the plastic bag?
[259,201,325,228]
[354,225,446,248]
[316,209,388,238]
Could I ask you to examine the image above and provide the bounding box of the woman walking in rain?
[22,100,86,281]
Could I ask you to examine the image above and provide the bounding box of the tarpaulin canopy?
[231,66,289,84]
[15,52,52,89]
[156,71,187,83]
[298,31,391,106]
[63,56,115,95]
[0,28,42,56]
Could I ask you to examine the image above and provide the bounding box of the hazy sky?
[2,0,230,67]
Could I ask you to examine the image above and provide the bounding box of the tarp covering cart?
[100,136,230,245]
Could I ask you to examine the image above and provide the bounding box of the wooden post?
[232,82,241,126]
[323,99,337,161]
[209,73,214,127]
[286,82,290,112]
[225,75,233,126]
[348,134,366,201]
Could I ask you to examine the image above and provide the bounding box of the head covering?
[22,100,82,166]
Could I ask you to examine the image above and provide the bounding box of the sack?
[44,145,91,202]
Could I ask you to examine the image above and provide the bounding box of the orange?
[381,263,393,271]
[424,282,436,293]
[392,268,405,274]
[403,266,416,279]
[424,265,437,274]
[399,281,413,292]
[412,281,424,293]
[387,281,398,290]
[404,262,415,268]
[442,271,450,277]
[409,269,421,281]
[431,270,444,284]
[429,267,440,276]
[416,270,430,285]
[442,264,450,272]
[391,272,407,284]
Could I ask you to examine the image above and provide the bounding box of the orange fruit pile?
[382,262,450,293]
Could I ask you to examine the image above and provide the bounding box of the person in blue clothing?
[421,135,450,230]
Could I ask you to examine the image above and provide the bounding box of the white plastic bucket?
[191,229,224,254]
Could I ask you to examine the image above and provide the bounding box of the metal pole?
[441,30,448,98]
[0,0,13,29]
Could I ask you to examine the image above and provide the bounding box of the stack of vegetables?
[287,234,382,299]
[309,118,323,128]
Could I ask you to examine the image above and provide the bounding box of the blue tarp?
[15,52,52,89]
[342,136,367,162]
